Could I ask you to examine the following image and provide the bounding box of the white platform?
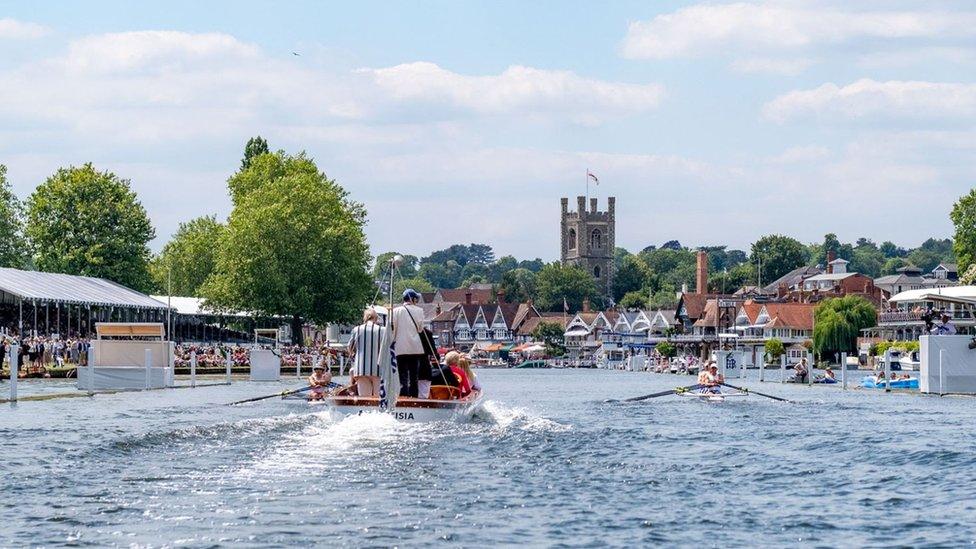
[250,349,281,381]
[920,335,976,394]
[77,366,171,390]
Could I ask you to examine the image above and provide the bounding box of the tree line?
[0,137,373,345]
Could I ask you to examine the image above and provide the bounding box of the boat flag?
[377,326,400,411]
[587,171,599,185]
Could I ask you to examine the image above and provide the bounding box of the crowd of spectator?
[0,333,92,376]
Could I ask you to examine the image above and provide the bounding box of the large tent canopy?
[0,267,167,309]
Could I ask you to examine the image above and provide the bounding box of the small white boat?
[312,387,485,422]
[677,391,748,403]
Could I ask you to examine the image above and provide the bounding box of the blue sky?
[1,1,974,260]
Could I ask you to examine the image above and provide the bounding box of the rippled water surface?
[2,369,976,547]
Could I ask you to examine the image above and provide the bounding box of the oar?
[225,386,313,406]
[720,382,791,403]
[607,384,700,403]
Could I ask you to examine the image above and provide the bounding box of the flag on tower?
[587,170,599,185]
[563,297,569,313]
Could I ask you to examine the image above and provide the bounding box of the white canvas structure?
[250,349,281,381]
[76,323,174,390]
[716,350,745,379]
[920,335,976,394]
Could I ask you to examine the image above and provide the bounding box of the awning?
[96,322,165,338]
[523,344,546,353]
[485,343,504,352]
[471,341,494,351]
[501,343,515,352]
[0,266,167,309]
[564,329,590,337]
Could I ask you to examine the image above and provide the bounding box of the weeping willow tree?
[813,296,877,359]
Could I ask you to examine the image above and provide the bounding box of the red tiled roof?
[436,288,493,304]
[763,303,814,330]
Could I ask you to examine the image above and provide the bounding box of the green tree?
[394,277,435,297]
[534,262,599,312]
[813,296,877,358]
[517,258,545,272]
[751,234,807,284]
[881,257,910,276]
[150,216,224,296]
[202,152,372,344]
[373,252,419,280]
[488,255,519,282]
[764,338,785,362]
[419,261,462,289]
[880,241,907,258]
[227,149,318,206]
[241,136,270,170]
[25,164,155,291]
[499,268,537,303]
[0,165,29,268]
[618,290,648,310]
[951,188,976,273]
[612,254,649,301]
[532,320,566,356]
[656,341,677,358]
[850,239,884,277]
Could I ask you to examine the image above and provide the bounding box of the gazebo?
[0,267,168,337]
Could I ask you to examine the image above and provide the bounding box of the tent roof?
[150,295,252,317]
[0,267,167,309]
[889,286,976,303]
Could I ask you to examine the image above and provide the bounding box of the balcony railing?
[879,311,975,324]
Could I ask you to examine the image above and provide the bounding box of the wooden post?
[841,352,847,390]
[87,345,95,395]
[225,350,232,384]
[9,344,18,402]
[807,351,814,387]
[190,351,197,388]
[884,349,892,393]
[780,354,786,383]
[296,355,302,378]
[145,348,152,390]
[939,349,945,395]
[759,351,765,382]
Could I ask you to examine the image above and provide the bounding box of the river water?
[2,369,974,547]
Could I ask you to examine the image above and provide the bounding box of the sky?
[1,0,974,261]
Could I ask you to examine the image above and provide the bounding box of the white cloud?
[0,31,664,146]
[768,145,830,164]
[729,57,813,75]
[361,62,664,121]
[0,18,50,40]
[763,79,976,123]
[621,3,976,60]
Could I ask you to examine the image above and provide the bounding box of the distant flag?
[563,297,569,313]
[587,170,599,185]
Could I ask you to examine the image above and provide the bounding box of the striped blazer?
[348,321,385,377]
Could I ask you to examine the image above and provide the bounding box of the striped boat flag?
[377,327,400,411]
[587,171,599,185]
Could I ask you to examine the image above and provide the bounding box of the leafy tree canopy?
[25,163,155,291]
[0,165,29,269]
[951,189,976,273]
[203,152,372,343]
[813,296,877,356]
[499,268,537,303]
[241,136,270,170]
[373,251,419,280]
[750,234,807,284]
[151,215,224,296]
[534,262,599,312]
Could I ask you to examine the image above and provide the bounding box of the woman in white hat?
[348,307,386,397]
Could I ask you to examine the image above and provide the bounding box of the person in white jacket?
[391,289,427,398]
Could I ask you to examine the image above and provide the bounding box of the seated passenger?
[449,356,471,398]
[459,355,481,394]
[434,351,462,389]
[308,363,332,400]
[824,367,835,380]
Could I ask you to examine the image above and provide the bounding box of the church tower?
[561,196,615,298]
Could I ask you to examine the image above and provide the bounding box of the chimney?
[827,250,836,274]
[497,289,506,303]
[583,297,591,313]
[435,303,442,315]
[465,291,472,304]
[696,250,708,294]
[778,283,788,299]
